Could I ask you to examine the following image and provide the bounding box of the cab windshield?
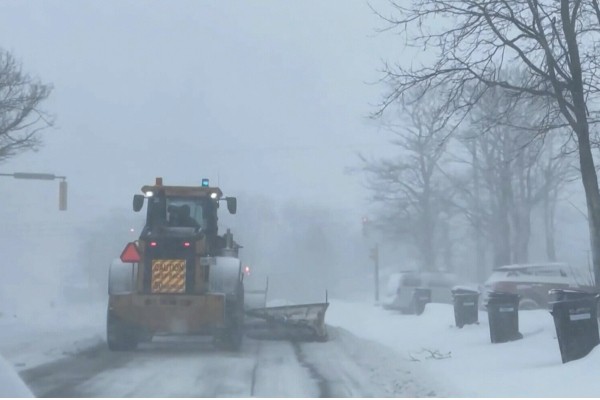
[166,197,204,229]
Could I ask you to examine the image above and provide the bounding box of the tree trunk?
[512,205,530,263]
[420,206,436,272]
[495,159,512,267]
[559,0,600,286]
[513,152,531,263]
[543,187,557,262]
[440,217,453,272]
[472,143,488,282]
[576,128,600,287]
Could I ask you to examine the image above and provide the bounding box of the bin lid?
[451,285,480,295]
[549,289,598,301]
[548,288,596,295]
[487,291,520,300]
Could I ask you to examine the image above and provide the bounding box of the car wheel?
[519,298,541,310]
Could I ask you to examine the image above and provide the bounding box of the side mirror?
[226,197,237,214]
[133,194,145,212]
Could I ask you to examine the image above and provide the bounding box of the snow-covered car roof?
[494,262,569,271]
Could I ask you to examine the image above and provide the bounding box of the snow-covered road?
[9,297,600,397]
[18,327,437,397]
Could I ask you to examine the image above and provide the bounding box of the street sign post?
[370,244,380,302]
[362,216,380,303]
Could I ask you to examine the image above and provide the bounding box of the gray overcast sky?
[0,0,398,222]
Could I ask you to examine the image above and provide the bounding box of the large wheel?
[106,309,139,351]
[222,320,243,351]
[217,282,244,351]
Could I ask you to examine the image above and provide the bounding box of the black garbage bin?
[411,287,431,315]
[549,289,600,364]
[452,287,479,328]
[486,291,523,343]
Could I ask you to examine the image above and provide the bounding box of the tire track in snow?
[292,341,332,398]
[249,339,262,396]
[19,343,131,397]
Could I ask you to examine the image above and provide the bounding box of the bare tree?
[375,0,600,286]
[0,49,53,163]
[537,135,577,260]
[361,92,452,272]
[446,82,574,280]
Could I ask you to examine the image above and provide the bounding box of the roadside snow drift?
[0,355,33,397]
[328,299,600,397]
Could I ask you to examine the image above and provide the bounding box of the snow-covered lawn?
[328,299,600,397]
[0,302,105,372]
[0,302,105,397]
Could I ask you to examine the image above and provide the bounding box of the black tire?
[222,322,243,351]
[106,309,139,351]
[217,282,244,351]
[215,315,243,351]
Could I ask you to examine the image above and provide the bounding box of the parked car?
[481,263,596,310]
[382,271,463,313]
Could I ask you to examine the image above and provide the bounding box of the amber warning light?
[120,242,141,263]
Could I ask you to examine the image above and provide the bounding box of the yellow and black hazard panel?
[151,259,186,293]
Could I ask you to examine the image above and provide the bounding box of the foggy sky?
[0,0,398,223]
[0,1,594,311]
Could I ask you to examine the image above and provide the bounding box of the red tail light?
[149,241,158,247]
[183,242,191,247]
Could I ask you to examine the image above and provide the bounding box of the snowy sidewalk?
[328,299,600,397]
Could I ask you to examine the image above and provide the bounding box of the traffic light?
[0,171,68,211]
[362,216,370,237]
[59,180,68,211]
[369,246,378,262]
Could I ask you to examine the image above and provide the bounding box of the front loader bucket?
[245,302,329,341]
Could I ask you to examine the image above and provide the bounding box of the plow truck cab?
[107,177,244,351]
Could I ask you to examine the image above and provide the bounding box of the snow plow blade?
[244,278,269,311]
[245,302,329,342]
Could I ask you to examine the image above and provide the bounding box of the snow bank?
[328,299,600,397]
[0,355,33,397]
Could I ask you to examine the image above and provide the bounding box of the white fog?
[0,0,599,398]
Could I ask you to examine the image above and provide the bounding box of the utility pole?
[370,244,379,302]
[0,172,68,210]
[362,216,380,303]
